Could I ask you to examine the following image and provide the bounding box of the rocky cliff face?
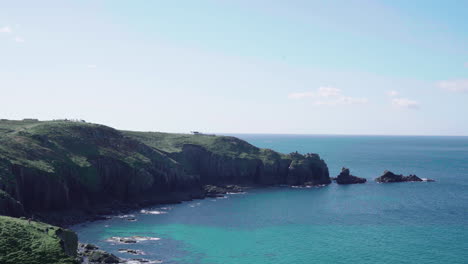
[0,190,25,217]
[0,121,330,222]
[172,145,330,186]
[0,122,200,220]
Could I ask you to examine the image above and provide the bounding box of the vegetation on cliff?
[0,215,77,264]
[0,119,329,220]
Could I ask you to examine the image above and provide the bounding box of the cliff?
[0,120,330,222]
[123,131,330,186]
[0,215,78,264]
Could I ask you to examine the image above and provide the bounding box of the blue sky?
[1,0,467,135]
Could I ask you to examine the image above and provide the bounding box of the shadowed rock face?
[173,145,330,186]
[0,190,24,217]
[335,168,366,184]
[375,170,423,183]
[0,121,330,223]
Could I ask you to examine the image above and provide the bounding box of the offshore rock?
[335,168,367,184]
[375,170,424,183]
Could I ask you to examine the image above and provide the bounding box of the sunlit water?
[74,135,468,264]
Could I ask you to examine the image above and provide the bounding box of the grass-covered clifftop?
[0,119,329,221]
[0,215,77,264]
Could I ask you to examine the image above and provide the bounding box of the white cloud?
[391,98,420,109]
[14,36,24,43]
[386,90,399,97]
[288,86,368,105]
[87,64,97,68]
[317,86,341,97]
[438,79,468,93]
[387,90,419,109]
[316,96,368,106]
[0,26,12,33]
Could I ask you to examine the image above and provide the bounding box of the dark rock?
[203,184,244,197]
[286,153,331,186]
[0,190,25,217]
[82,243,99,251]
[335,168,367,184]
[375,170,424,183]
[118,249,144,255]
[87,250,121,263]
[119,237,137,244]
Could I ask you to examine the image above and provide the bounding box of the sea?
[73,135,468,264]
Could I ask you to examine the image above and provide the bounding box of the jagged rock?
[286,153,331,186]
[80,243,99,251]
[203,185,244,197]
[87,250,121,263]
[335,168,366,184]
[118,249,145,255]
[375,170,425,183]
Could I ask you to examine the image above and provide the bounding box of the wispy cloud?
[386,90,419,109]
[386,90,399,97]
[391,98,420,109]
[438,79,468,93]
[287,91,314,99]
[14,36,24,43]
[0,26,12,33]
[288,86,368,105]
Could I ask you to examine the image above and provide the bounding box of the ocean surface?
[73,135,468,264]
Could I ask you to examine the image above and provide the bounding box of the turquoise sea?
[74,135,468,264]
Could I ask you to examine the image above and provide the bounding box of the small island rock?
[375,170,426,183]
[335,168,367,184]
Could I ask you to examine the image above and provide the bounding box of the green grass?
[0,216,77,264]
[123,131,287,162]
[0,120,180,191]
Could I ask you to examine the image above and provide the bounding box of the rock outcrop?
[203,184,244,197]
[375,170,425,183]
[335,168,366,184]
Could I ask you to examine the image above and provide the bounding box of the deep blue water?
[74,135,468,264]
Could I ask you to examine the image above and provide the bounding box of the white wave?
[140,209,167,215]
[116,214,135,218]
[125,260,162,264]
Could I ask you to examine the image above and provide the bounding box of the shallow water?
[74,135,468,264]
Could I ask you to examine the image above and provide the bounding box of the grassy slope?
[0,120,290,174]
[0,120,179,191]
[123,131,286,164]
[0,216,77,264]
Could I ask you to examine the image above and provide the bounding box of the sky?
[1,0,467,135]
